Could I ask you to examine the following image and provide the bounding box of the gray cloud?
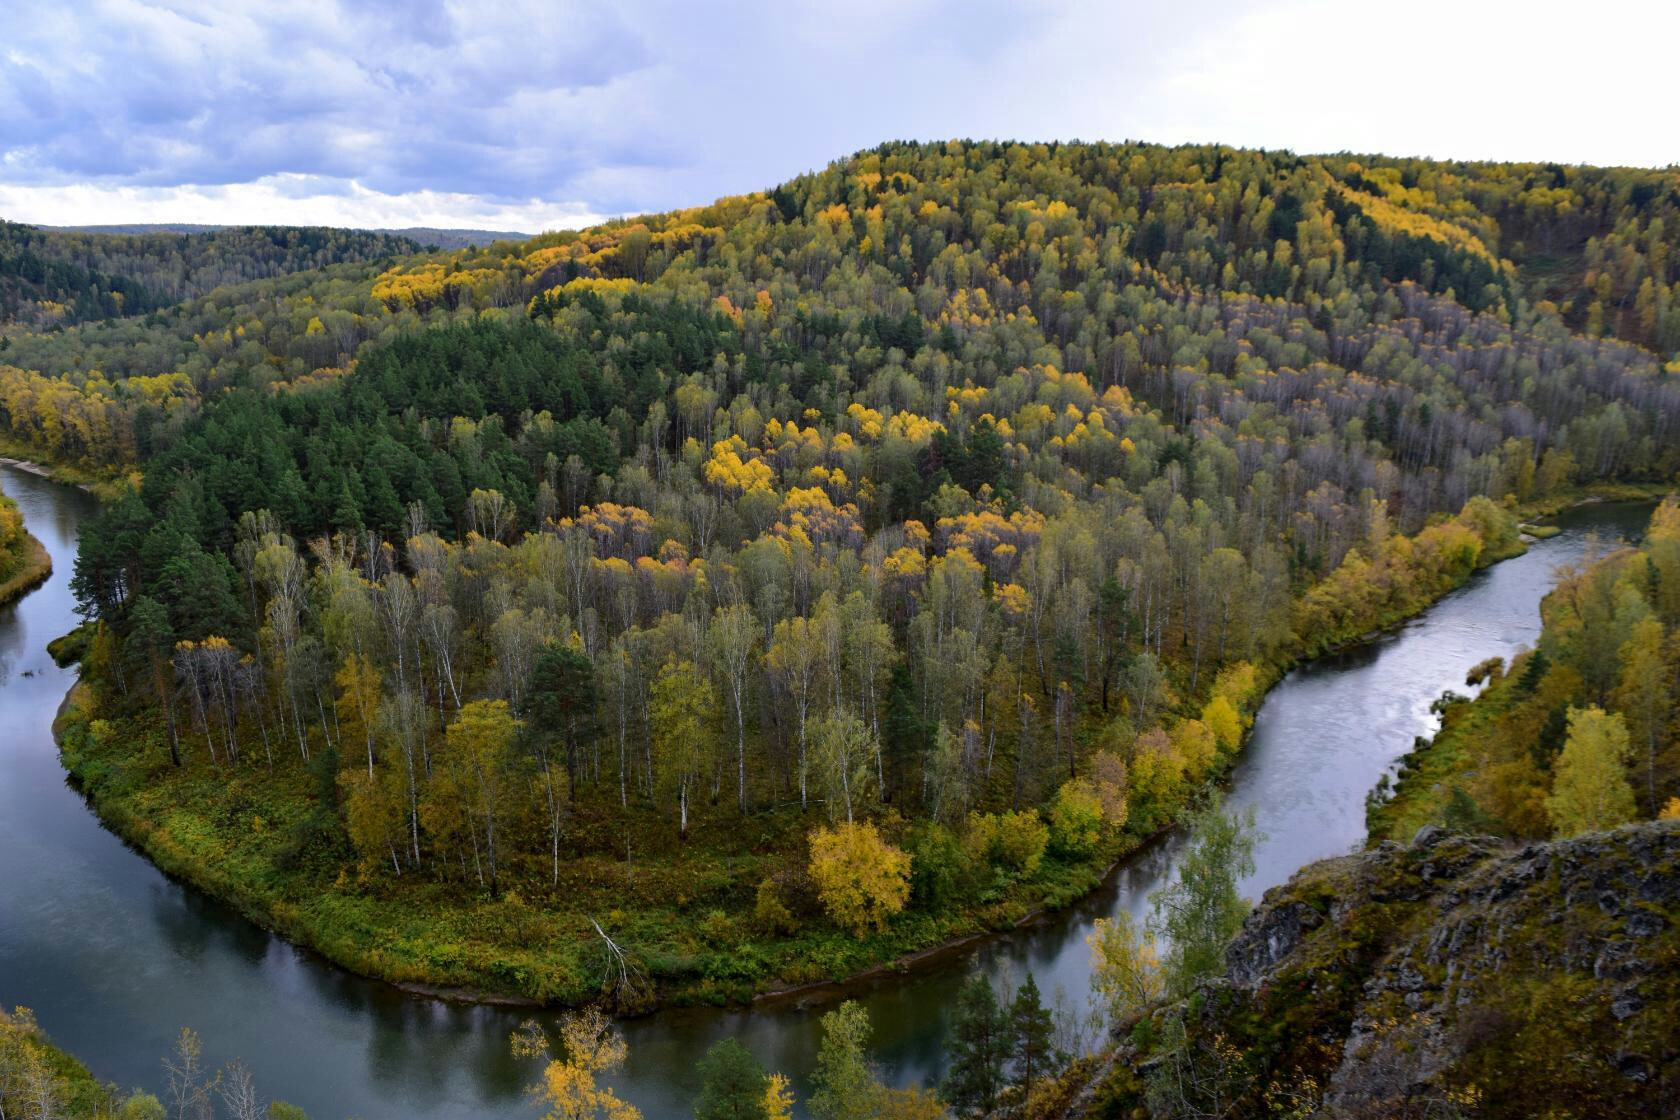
[0,0,669,205]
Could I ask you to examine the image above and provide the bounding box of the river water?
[0,462,1654,1117]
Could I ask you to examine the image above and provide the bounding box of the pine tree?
[694,1038,769,1120]
[941,972,1008,1116]
[1008,971,1060,1096]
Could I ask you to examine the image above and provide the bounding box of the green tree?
[810,710,879,823]
[1613,618,1673,811]
[1008,971,1060,1096]
[809,1002,874,1120]
[424,699,521,893]
[650,658,715,840]
[126,594,181,766]
[525,641,594,884]
[693,1038,769,1120]
[941,972,1008,1116]
[1152,796,1256,996]
[1546,705,1637,837]
[527,641,597,797]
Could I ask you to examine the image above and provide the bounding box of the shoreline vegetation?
[0,448,115,497]
[54,494,1537,1011]
[0,1004,314,1120]
[0,474,51,608]
[1368,495,1680,846]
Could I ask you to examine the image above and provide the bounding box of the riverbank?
[0,529,51,608]
[47,501,1535,1011]
[0,474,53,608]
[54,668,1138,1009]
[1367,494,1675,845]
[0,1006,148,1119]
[0,442,125,497]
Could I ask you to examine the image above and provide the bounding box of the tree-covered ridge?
[0,219,423,330]
[3,140,1679,490]
[1372,498,1680,842]
[44,139,1680,1005]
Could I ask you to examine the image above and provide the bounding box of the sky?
[0,0,1675,233]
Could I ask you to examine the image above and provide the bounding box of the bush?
[754,876,799,935]
[807,821,912,936]
[965,810,1049,878]
[907,821,970,909]
[1049,779,1104,857]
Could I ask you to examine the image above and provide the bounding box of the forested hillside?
[0,220,423,331]
[35,140,1680,1005]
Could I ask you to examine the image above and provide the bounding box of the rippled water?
[0,463,1652,1118]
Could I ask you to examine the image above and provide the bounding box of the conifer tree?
[941,972,1008,1116]
[1008,971,1060,1096]
[694,1038,769,1120]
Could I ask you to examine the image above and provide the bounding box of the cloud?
[0,0,1674,230]
[0,175,605,232]
[0,0,663,201]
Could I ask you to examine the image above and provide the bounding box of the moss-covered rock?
[1089,821,1679,1119]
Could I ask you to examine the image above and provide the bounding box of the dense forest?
[0,221,425,331]
[1372,500,1680,841]
[11,141,1676,1009]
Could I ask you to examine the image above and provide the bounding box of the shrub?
[965,810,1048,878]
[1049,778,1104,857]
[807,821,912,936]
[907,821,970,909]
[754,876,799,935]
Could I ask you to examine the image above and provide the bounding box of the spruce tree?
[1008,971,1060,1096]
[694,1037,769,1120]
[941,972,1008,1116]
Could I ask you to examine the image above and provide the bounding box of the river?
[0,462,1655,1117]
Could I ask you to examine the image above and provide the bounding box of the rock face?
[1098,822,1679,1119]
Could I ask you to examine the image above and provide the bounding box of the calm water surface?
[0,463,1653,1117]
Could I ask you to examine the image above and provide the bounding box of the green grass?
[1365,685,1495,843]
[0,529,51,608]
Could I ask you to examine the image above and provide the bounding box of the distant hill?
[0,222,431,328]
[363,227,534,249]
[52,224,533,250]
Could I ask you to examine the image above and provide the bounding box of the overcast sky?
[1,0,1674,232]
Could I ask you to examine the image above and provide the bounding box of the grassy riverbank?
[0,1007,152,1119]
[0,436,130,498]
[1368,494,1677,845]
[58,675,1141,1007]
[0,529,50,607]
[52,500,1531,1009]
[0,480,51,608]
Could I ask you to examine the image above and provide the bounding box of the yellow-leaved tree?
[763,1072,795,1120]
[1087,911,1163,1026]
[512,1009,641,1120]
[807,821,911,936]
[1546,706,1637,838]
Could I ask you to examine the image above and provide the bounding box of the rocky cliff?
[1088,822,1679,1119]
